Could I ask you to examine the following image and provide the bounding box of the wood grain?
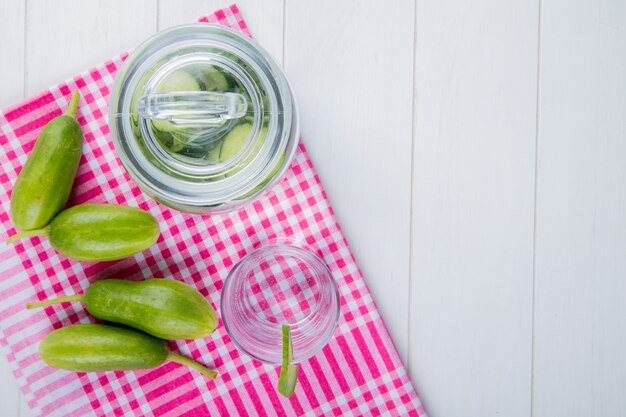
[0,354,20,417]
[157,0,284,63]
[0,0,25,108]
[533,1,626,416]
[284,0,416,363]
[19,394,29,417]
[409,0,539,416]
[24,0,156,95]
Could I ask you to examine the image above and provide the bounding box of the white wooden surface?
[0,1,625,416]
[410,0,538,415]
[533,1,626,416]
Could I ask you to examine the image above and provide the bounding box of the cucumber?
[38,324,217,378]
[151,70,202,133]
[277,324,298,398]
[220,123,266,159]
[10,91,83,231]
[131,69,156,126]
[206,140,223,164]
[189,65,229,92]
[221,124,267,177]
[170,131,192,152]
[28,279,218,340]
[204,141,226,181]
[219,123,257,162]
[7,204,160,262]
[219,123,287,197]
[153,130,174,150]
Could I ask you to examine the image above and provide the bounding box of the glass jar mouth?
[109,23,299,212]
[221,241,341,365]
[137,55,257,176]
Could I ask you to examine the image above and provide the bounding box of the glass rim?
[221,240,341,364]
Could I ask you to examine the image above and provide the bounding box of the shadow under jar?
[109,24,299,213]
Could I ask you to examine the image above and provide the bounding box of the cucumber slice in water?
[277,324,298,398]
[156,69,201,94]
[131,68,156,128]
[219,123,268,175]
[220,123,286,198]
[188,65,229,92]
[206,140,223,164]
[219,123,257,162]
[153,130,174,150]
[151,70,202,133]
[203,142,225,181]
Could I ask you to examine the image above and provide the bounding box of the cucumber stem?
[26,294,84,310]
[167,353,217,379]
[6,227,49,245]
[64,90,80,118]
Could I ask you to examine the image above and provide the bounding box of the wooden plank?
[284,0,415,363]
[25,0,157,95]
[0,0,25,108]
[157,0,284,63]
[533,1,626,416]
[0,353,20,417]
[409,1,539,415]
[19,394,30,417]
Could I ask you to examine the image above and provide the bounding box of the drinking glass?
[221,241,340,364]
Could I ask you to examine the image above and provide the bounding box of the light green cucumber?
[130,68,156,127]
[151,70,201,133]
[219,123,268,176]
[277,324,298,398]
[10,91,83,231]
[220,123,287,197]
[6,204,160,262]
[188,65,229,92]
[39,324,217,378]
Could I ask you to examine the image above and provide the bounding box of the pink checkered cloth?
[0,5,426,417]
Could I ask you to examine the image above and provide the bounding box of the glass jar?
[109,24,299,213]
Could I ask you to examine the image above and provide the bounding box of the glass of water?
[221,240,340,364]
